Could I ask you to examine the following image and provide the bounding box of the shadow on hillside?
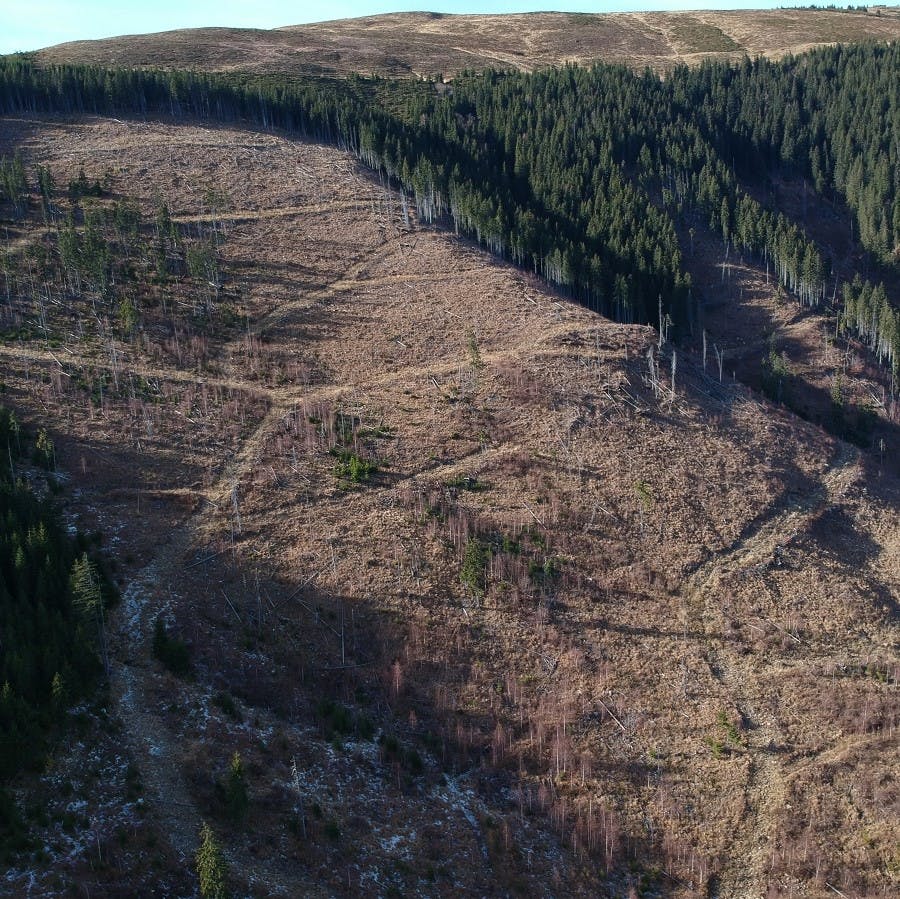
[227,257,327,294]
[258,288,375,341]
[165,538,657,890]
[806,506,882,565]
[770,376,900,477]
[592,618,703,641]
[681,451,822,579]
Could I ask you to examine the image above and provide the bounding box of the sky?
[0,1,851,55]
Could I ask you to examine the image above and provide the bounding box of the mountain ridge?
[34,7,900,77]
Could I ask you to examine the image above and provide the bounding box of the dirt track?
[683,441,860,898]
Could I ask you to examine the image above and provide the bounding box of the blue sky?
[1,1,842,55]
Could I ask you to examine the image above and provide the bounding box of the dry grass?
[33,8,900,77]
[1,116,897,897]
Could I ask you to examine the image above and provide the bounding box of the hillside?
[35,7,900,76]
[1,8,899,897]
[0,113,897,897]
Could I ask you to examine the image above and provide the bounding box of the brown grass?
[34,9,900,77]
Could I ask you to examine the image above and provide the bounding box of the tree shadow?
[805,505,882,566]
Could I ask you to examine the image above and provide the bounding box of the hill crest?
[35,7,900,76]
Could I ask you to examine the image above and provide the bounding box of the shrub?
[0,788,30,856]
[213,692,242,722]
[33,428,54,470]
[152,615,191,677]
[331,449,376,484]
[460,538,487,596]
[716,710,743,746]
[315,699,374,741]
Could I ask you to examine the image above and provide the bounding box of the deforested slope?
[0,114,896,897]
[4,45,898,463]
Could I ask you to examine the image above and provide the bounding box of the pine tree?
[225,752,248,822]
[196,821,228,899]
[70,554,108,674]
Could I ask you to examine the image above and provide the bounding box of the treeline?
[0,59,689,325]
[0,55,824,333]
[0,46,896,356]
[842,276,898,375]
[361,65,699,324]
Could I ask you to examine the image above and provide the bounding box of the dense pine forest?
[0,44,897,371]
[0,406,111,850]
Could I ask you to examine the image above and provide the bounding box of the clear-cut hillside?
[0,114,897,897]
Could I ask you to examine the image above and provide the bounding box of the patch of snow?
[378,832,409,856]
[438,774,488,860]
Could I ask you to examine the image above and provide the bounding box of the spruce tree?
[196,821,228,899]
[225,752,248,822]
